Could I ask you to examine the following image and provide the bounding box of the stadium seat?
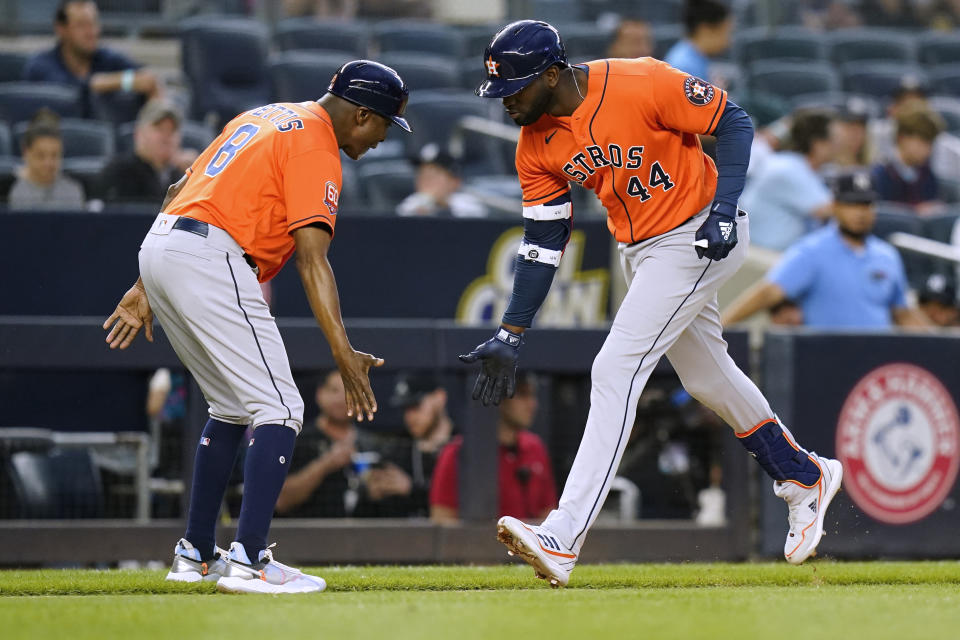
[0,121,11,156]
[927,96,960,135]
[841,63,926,99]
[0,155,18,199]
[923,211,960,244]
[728,91,791,128]
[747,62,839,100]
[872,206,932,287]
[0,51,30,83]
[373,20,464,57]
[378,53,459,92]
[790,92,883,119]
[918,32,960,66]
[273,17,368,56]
[7,451,57,518]
[523,0,588,25]
[927,66,960,99]
[736,27,826,66]
[0,82,81,123]
[48,448,104,518]
[12,118,114,158]
[561,23,615,63]
[402,90,506,176]
[62,157,108,201]
[828,29,916,65]
[180,18,272,124]
[357,160,415,210]
[269,51,352,103]
[114,120,216,155]
[462,24,498,61]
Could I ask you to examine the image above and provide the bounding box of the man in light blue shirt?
[723,170,929,329]
[740,110,835,251]
[663,0,732,83]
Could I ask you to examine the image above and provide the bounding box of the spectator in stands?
[829,98,872,169]
[275,371,373,517]
[23,1,159,119]
[663,0,732,85]
[917,273,959,327]
[360,372,454,517]
[800,1,862,30]
[396,144,486,218]
[723,170,929,329]
[740,109,835,251]
[871,108,945,215]
[8,113,84,210]
[430,373,556,524]
[282,0,358,18]
[99,99,196,203]
[860,0,926,28]
[606,17,654,59]
[869,76,960,186]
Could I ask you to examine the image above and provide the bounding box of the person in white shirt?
[396,144,486,219]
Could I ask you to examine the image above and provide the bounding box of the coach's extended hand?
[103,278,154,350]
[337,349,384,423]
[459,327,523,406]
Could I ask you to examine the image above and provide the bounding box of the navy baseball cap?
[476,20,567,99]
[328,60,412,132]
[832,170,878,204]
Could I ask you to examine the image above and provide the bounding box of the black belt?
[172,217,259,272]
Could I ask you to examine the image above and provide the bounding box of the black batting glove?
[694,203,738,261]
[458,327,522,406]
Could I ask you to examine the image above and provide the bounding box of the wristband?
[121,69,135,93]
[495,327,523,348]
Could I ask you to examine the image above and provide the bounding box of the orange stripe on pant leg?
[736,418,778,439]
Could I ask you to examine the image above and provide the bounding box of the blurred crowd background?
[2,0,959,537]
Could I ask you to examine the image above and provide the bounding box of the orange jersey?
[516,58,727,244]
[164,102,342,282]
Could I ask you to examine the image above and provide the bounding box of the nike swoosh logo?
[545,130,558,144]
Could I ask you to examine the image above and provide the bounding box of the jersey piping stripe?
[224,252,293,424]
[288,212,335,230]
[572,260,713,547]
[704,92,725,135]
[522,186,569,203]
[588,61,634,244]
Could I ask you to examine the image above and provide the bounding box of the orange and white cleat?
[774,454,843,565]
[497,516,578,587]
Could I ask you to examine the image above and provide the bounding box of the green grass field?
[3,562,960,640]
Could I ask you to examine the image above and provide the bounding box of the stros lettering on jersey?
[517,58,727,244]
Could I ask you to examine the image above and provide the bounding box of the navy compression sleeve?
[710,100,754,218]
[501,193,572,328]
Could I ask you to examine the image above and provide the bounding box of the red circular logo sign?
[836,363,960,525]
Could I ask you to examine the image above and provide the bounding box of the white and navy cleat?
[774,454,844,565]
[216,542,326,594]
[165,538,228,583]
[497,516,577,588]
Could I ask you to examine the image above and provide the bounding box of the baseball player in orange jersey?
[460,21,843,586]
[102,61,411,594]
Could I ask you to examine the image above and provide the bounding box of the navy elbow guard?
[738,420,822,487]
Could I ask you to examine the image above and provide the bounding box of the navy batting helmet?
[476,20,567,99]
[328,60,411,132]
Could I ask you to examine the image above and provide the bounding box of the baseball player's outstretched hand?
[337,349,384,422]
[103,279,154,350]
[459,328,522,406]
[694,211,738,261]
